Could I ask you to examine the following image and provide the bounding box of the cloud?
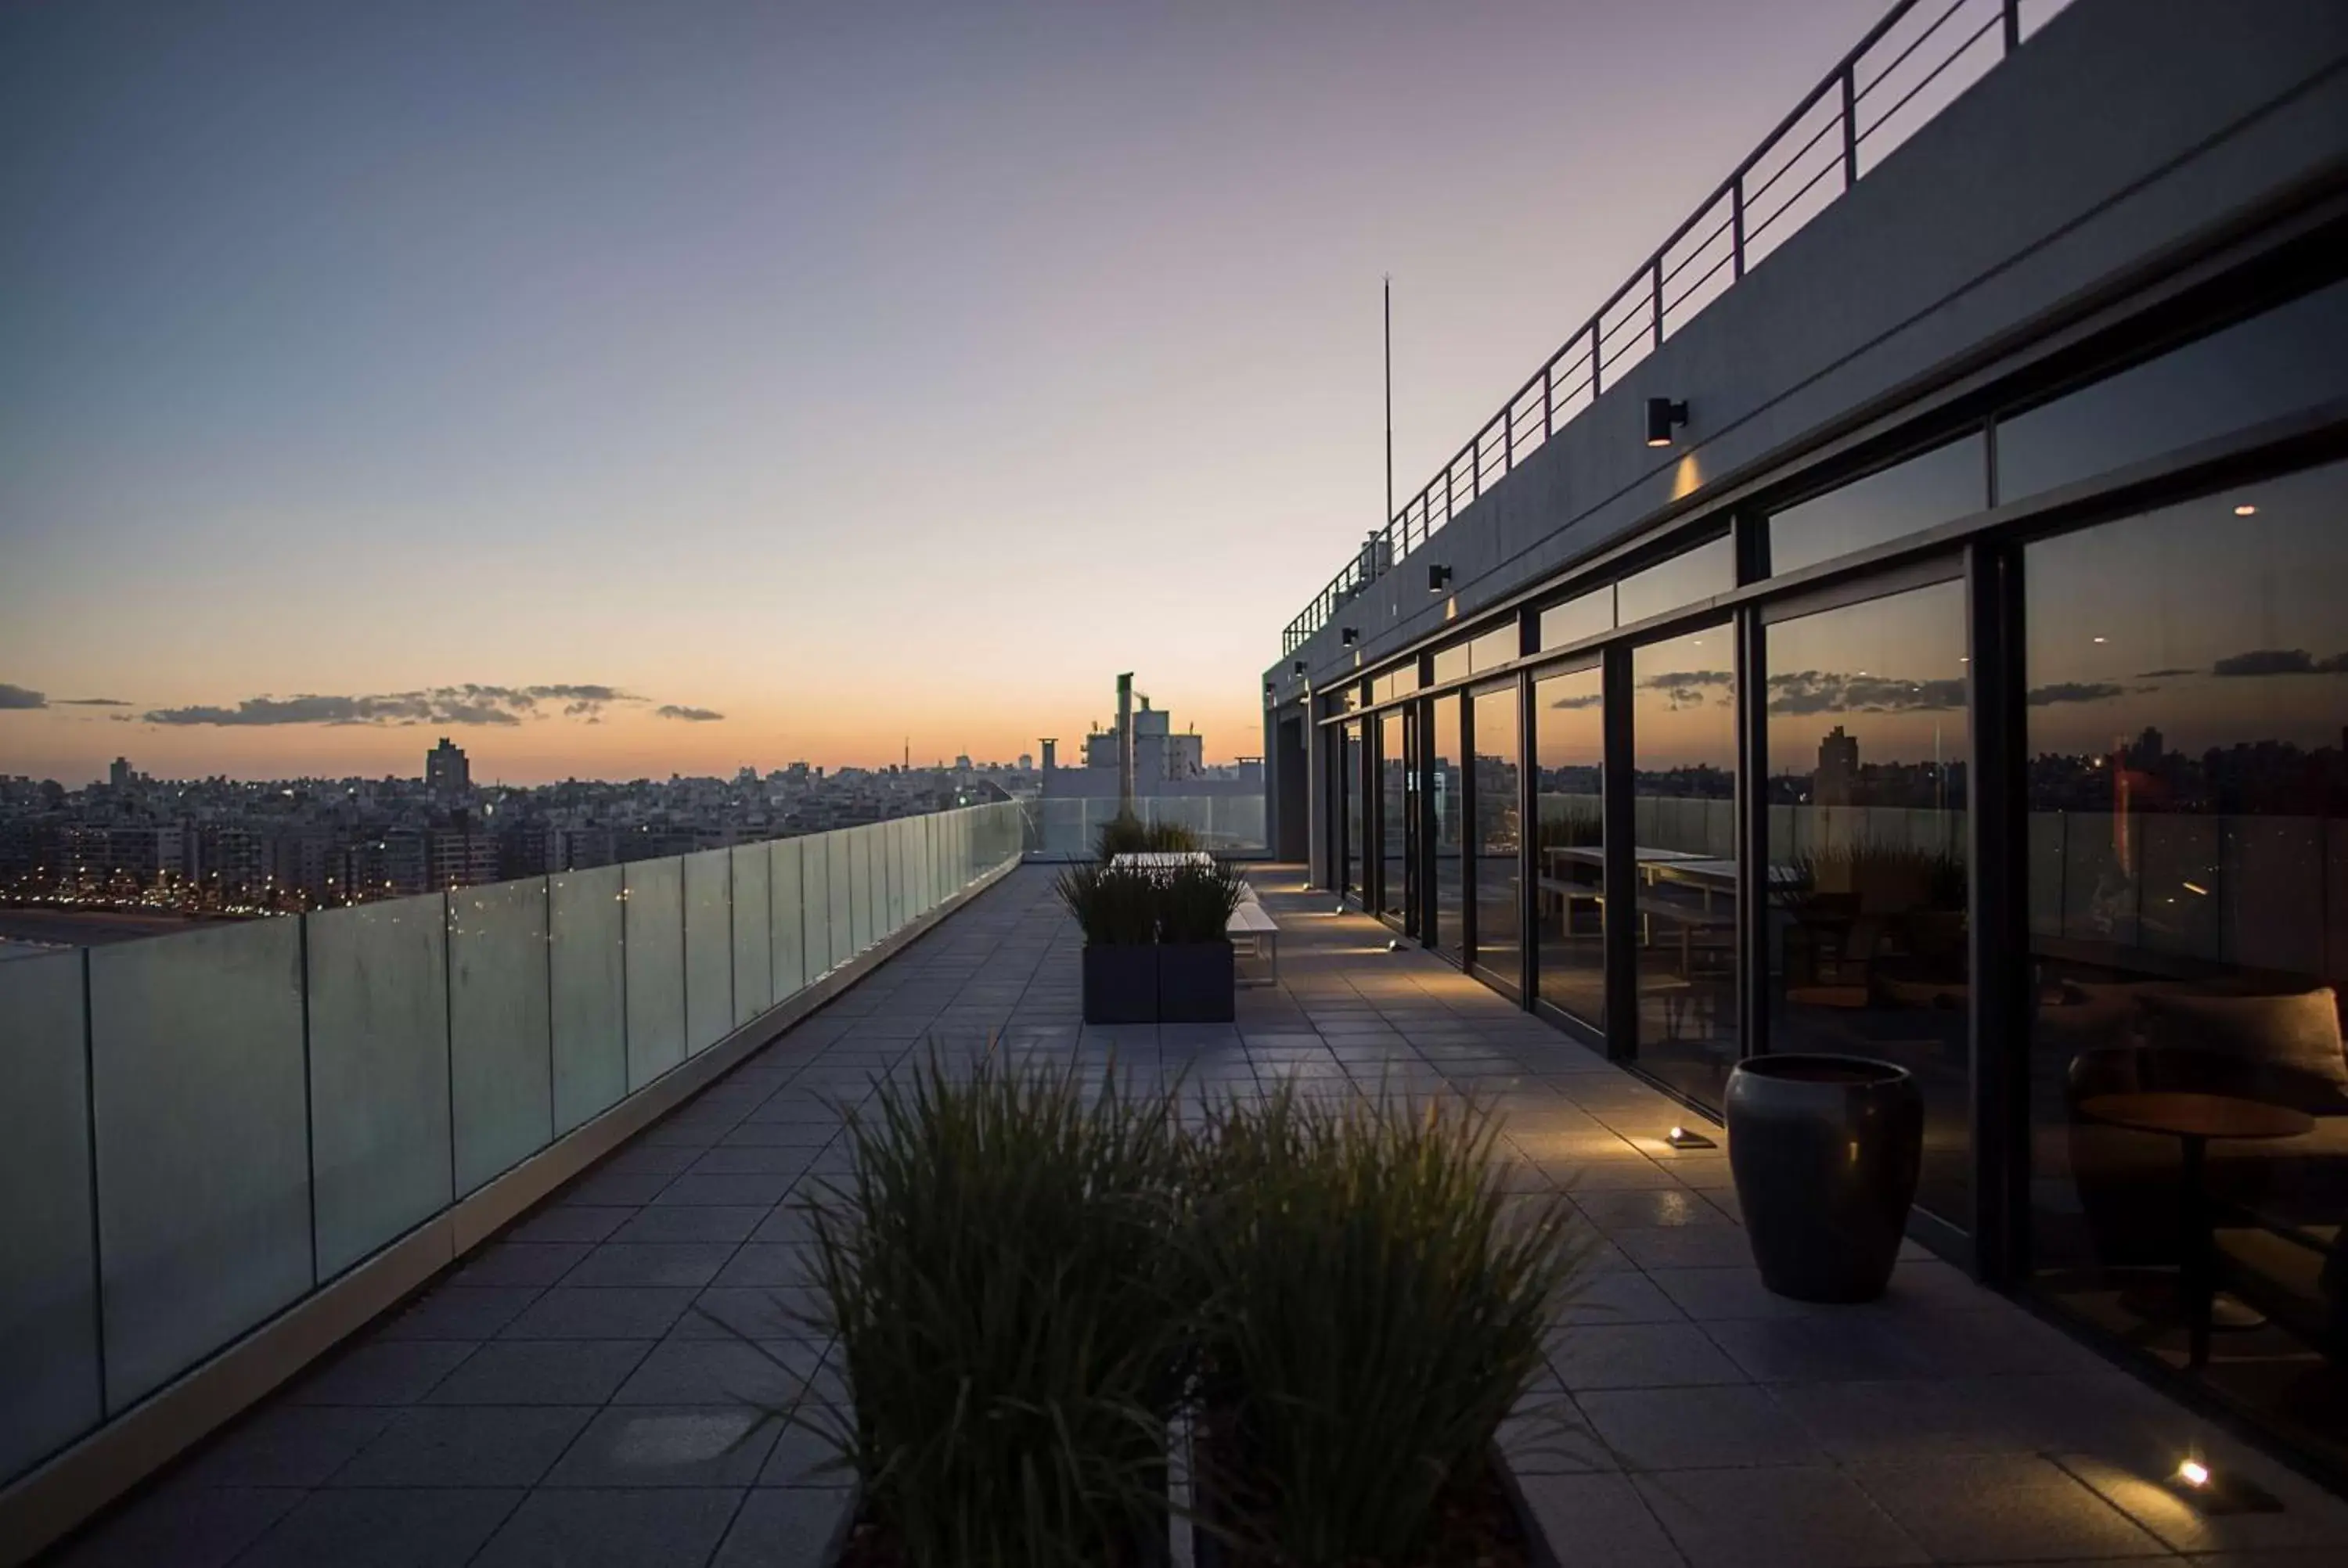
[656,704,725,722]
[2210,648,2348,678]
[0,682,45,710]
[1638,669,1732,709]
[1765,670,1966,716]
[1547,692,1604,710]
[2026,682,2127,707]
[2134,668,2197,679]
[131,682,697,728]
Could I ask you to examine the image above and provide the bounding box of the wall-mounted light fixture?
[1427,563,1453,594]
[1341,627,1359,646]
[1645,397,1689,447]
[1291,660,1307,677]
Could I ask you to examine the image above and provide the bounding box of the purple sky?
[1,0,1894,783]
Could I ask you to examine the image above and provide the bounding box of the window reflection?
[1769,435,1986,577]
[1764,580,1972,1227]
[1540,587,1615,651]
[1379,710,1408,925]
[1431,696,1465,961]
[1472,684,1522,987]
[1631,626,1739,1108]
[1341,722,1363,901]
[1534,664,1605,1027]
[1618,534,1735,625]
[2026,459,2348,1477]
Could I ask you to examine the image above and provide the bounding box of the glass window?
[1769,435,1986,577]
[1374,664,1421,703]
[1539,587,1615,650]
[2024,460,2348,1478]
[1631,626,1738,1109]
[1765,581,1972,1228]
[1618,534,1735,625]
[1379,709,1408,926]
[1472,683,1522,986]
[1432,640,1471,685]
[1999,279,2348,505]
[1430,695,1465,962]
[1338,683,1363,714]
[1534,665,1605,1027]
[1341,722,1363,901]
[1471,624,1520,674]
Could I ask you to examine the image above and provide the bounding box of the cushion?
[2137,988,2348,1110]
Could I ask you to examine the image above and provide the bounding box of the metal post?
[1841,64,1860,187]
[1651,258,1665,347]
[1384,276,1394,538]
[1589,320,1604,397]
[1543,364,1554,438]
[2002,0,2022,53]
[1968,538,2029,1282]
[1601,645,1638,1064]
[1730,178,1746,279]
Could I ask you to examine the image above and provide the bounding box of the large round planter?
[1725,1055,1922,1303]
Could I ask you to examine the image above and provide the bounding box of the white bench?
[1226,900,1279,987]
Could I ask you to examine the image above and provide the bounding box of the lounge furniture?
[1228,901,1278,987]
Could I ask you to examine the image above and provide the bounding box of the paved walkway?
[56,866,2348,1566]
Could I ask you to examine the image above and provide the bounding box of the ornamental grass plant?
[801,1044,1195,1567]
[1186,1083,1590,1566]
[1053,862,1161,945]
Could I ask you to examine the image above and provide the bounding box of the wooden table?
[2080,1091,2315,1367]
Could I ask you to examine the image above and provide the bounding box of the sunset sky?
[0,0,1894,785]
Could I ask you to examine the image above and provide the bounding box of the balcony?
[13,854,2348,1564]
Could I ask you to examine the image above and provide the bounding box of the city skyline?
[0,0,1890,786]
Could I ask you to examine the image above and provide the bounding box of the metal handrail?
[1281,0,2036,656]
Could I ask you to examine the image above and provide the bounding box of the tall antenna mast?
[1384,275,1394,531]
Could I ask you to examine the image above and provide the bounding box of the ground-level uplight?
[1664,1124,1717,1149]
[2176,1459,2210,1490]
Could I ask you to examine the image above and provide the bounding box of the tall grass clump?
[1188,1084,1588,1565]
[805,1045,1194,1566]
[1054,862,1161,944]
[1158,860,1244,943]
[1096,813,1202,861]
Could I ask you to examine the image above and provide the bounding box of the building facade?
[1265,0,2348,1488]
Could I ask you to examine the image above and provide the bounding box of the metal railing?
[1283,0,2057,656]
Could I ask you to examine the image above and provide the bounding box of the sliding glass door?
[1471,682,1522,990]
[1533,662,1604,1028]
[1429,695,1464,962]
[1378,707,1410,928]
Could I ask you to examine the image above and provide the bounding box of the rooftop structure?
[1263,0,2348,1505]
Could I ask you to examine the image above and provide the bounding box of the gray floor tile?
[332,1405,597,1487]
[685,1287,824,1340]
[756,1422,852,1487]
[49,1480,300,1568]
[234,1486,522,1568]
[424,1339,654,1404]
[609,1205,769,1244]
[1609,1225,1761,1271]
[178,1404,394,1488]
[1511,1471,1685,1567]
[1849,1455,2170,1563]
[1577,1384,1828,1471]
[1646,1266,1826,1322]
[1572,1186,1734,1233]
[1549,1322,1748,1390]
[473,1487,746,1568]
[542,1405,783,1488]
[711,1245,819,1289]
[653,1172,802,1207]
[500,1286,698,1340]
[614,1339,827,1408]
[1701,1314,1937,1383]
[1769,1378,2031,1462]
[563,1243,738,1288]
[507,1205,635,1243]
[287,1340,474,1405]
[453,1242,596,1288]
[1634,1466,1928,1567]
[372,1286,543,1340]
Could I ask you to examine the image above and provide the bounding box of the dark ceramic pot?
[1158,941,1235,1023]
[1083,944,1158,1024]
[1726,1055,1922,1303]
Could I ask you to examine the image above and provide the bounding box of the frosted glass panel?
[849,826,874,955]
[90,919,308,1409]
[683,849,733,1055]
[805,833,834,978]
[731,844,772,1026]
[770,837,806,999]
[449,878,554,1195]
[826,833,852,969]
[624,858,685,1088]
[892,818,910,929]
[550,865,626,1133]
[306,899,453,1278]
[0,950,99,1478]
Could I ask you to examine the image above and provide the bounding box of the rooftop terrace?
[42,864,2348,1566]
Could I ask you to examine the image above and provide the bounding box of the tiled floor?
[54,865,2348,1567]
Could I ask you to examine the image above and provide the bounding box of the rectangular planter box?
[1157,941,1234,1023]
[1082,944,1158,1023]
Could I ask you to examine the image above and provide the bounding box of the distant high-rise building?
[109,756,132,793]
[425,737,470,801]
[1816,725,1860,806]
